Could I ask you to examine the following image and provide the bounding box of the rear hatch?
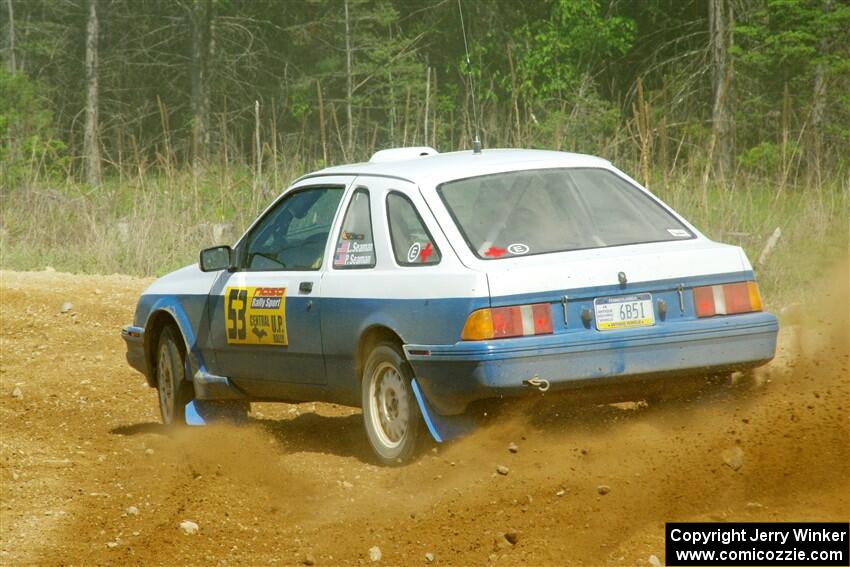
[429,165,752,332]
[482,239,749,331]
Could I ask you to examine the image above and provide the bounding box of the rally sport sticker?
[224,287,287,346]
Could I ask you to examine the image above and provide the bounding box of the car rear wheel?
[156,326,195,426]
[361,343,422,465]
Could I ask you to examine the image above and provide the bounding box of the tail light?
[693,281,763,317]
[461,303,553,341]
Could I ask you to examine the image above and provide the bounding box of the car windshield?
[437,168,694,259]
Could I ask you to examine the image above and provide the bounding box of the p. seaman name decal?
[225,287,288,346]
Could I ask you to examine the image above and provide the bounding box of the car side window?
[333,188,376,269]
[243,186,344,271]
[386,192,441,266]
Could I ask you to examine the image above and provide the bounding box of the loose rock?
[504,532,519,545]
[144,448,154,456]
[596,485,611,495]
[496,465,509,476]
[11,386,22,399]
[303,553,316,565]
[424,552,434,563]
[722,446,744,471]
[649,554,662,567]
[369,546,382,562]
[178,520,199,535]
[126,505,139,516]
[508,442,519,454]
[60,302,73,313]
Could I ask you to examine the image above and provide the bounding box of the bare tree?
[810,0,831,179]
[344,0,353,157]
[709,0,735,181]
[6,0,15,73]
[189,0,212,166]
[83,0,102,186]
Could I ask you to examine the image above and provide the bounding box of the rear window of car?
[437,168,694,259]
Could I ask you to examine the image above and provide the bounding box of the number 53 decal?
[224,287,288,346]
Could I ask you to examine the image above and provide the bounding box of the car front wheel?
[361,343,422,465]
[156,326,195,425]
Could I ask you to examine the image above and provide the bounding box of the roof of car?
[296,148,612,187]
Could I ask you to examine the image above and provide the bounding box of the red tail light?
[694,281,763,318]
[462,303,553,340]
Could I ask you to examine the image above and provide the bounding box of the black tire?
[361,342,422,465]
[156,326,195,426]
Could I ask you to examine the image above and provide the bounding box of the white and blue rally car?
[122,148,778,464]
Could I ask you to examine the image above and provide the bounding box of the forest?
[1,0,848,295]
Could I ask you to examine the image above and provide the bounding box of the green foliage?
[734,0,850,155]
[737,141,783,176]
[1,0,847,184]
[0,70,68,189]
[734,0,850,87]
[514,0,636,99]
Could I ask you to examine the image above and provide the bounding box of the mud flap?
[185,400,249,426]
[411,378,475,443]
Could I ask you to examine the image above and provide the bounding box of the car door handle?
[299,281,313,294]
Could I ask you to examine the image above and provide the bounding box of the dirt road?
[1,268,847,566]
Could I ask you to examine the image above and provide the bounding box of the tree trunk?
[83,0,101,186]
[6,0,15,73]
[344,0,353,156]
[810,0,831,181]
[424,66,430,147]
[190,0,212,167]
[709,0,735,182]
[317,80,327,165]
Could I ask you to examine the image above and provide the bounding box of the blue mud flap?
[185,400,249,426]
[411,378,476,443]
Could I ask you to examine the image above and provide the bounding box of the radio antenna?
[457,0,481,153]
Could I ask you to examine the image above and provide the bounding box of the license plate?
[594,293,655,331]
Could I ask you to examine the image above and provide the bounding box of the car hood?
[142,263,220,296]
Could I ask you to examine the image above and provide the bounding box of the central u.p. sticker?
[224,287,287,346]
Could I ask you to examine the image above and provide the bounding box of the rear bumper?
[404,312,778,415]
[121,325,149,380]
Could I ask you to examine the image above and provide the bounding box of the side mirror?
[199,245,234,272]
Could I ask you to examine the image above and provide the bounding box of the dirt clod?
[722,446,744,471]
[178,520,199,535]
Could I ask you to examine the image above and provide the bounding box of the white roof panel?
[297,148,611,187]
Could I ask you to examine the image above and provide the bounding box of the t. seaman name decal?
[225,287,288,346]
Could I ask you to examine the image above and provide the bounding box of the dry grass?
[1,163,846,308]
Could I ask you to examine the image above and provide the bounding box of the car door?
[207,179,350,386]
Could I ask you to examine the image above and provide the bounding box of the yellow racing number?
[224,287,287,346]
